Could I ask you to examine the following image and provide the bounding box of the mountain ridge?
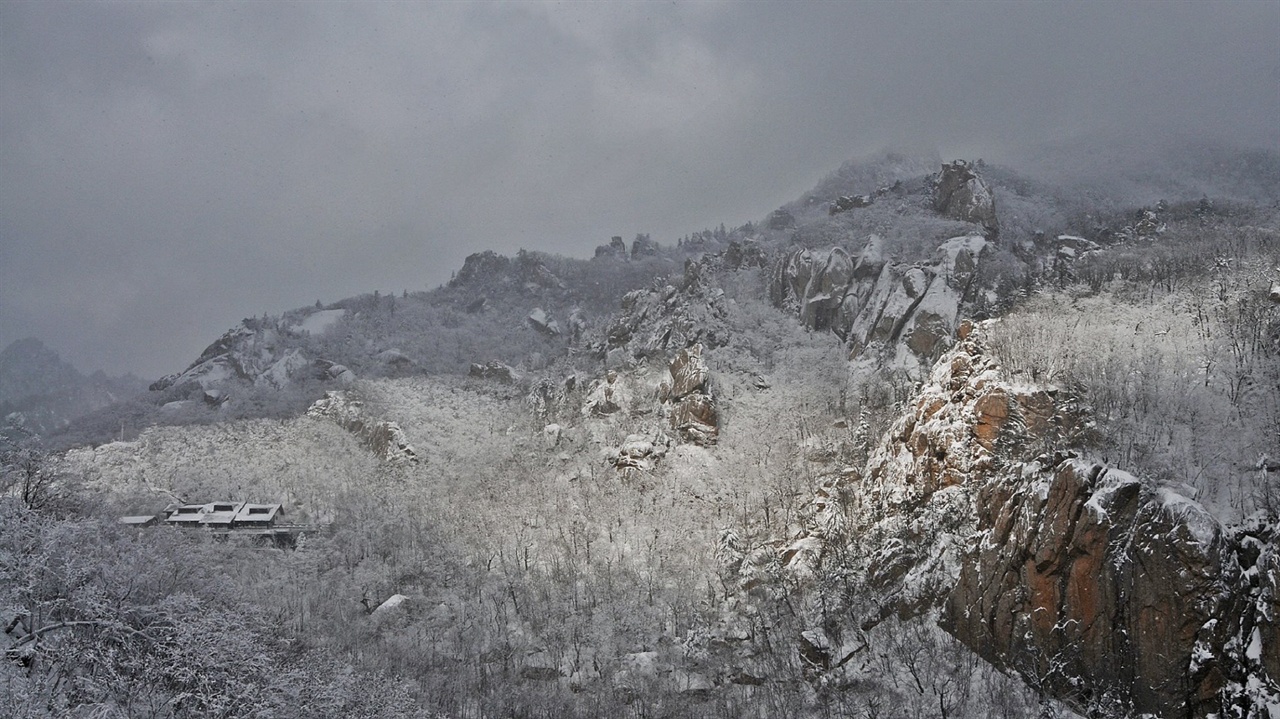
[11,144,1280,717]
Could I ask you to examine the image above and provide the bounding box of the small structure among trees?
[120,501,305,546]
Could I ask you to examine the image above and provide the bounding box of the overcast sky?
[2,1,1277,378]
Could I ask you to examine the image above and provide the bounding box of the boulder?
[611,434,667,471]
[371,593,411,617]
[326,363,356,385]
[527,308,561,336]
[542,423,561,449]
[376,349,414,371]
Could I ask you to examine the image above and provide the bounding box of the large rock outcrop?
[660,343,718,445]
[601,269,730,363]
[449,249,566,292]
[944,461,1279,718]
[307,391,419,464]
[932,160,999,238]
[770,235,986,372]
[782,323,1278,717]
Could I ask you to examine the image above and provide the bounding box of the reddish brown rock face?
[971,390,1011,451]
[942,459,1276,719]
[668,344,709,399]
[830,327,1278,718]
[665,343,719,445]
[670,393,718,445]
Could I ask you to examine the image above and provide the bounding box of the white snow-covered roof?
[234,503,282,525]
[199,501,244,526]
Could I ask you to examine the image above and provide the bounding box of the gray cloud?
[2,1,1277,377]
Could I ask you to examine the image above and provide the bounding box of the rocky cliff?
[770,234,986,374]
[786,322,1278,717]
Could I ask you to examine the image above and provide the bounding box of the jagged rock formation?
[602,266,730,363]
[932,160,999,237]
[450,249,566,291]
[770,235,986,371]
[149,313,355,394]
[0,338,142,436]
[631,234,660,259]
[581,371,628,417]
[659,343,718,445]
[306,391,419,464]
[595,236,628,259]
[780,323,1277,717]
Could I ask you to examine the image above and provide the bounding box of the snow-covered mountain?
[12,146,1280,718]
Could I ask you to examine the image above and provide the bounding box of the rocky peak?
[0,338,84,404]
[449,250,565,292]
[0,338,144,437]
[594,235,628,259]
[932,160,999,238]
[451,250,511,288]
[631,234,660,259]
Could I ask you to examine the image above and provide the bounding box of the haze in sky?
[2,1,1277,378]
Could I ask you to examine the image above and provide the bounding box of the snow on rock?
[294,308,345,336]
[771,234,986,375]
[325,363,356,385]
[581,371,630,417]
[527,307,561,336]
[307,391,419,464]
[371,593,411,617]
[931,159,999,237]
[765,321,1277,717]
[375,349,414,372]
[660,344,719,445]
[255,348,310,389]
[149,316,354,395]
[599,258,732,362]
[610,434,668,472]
